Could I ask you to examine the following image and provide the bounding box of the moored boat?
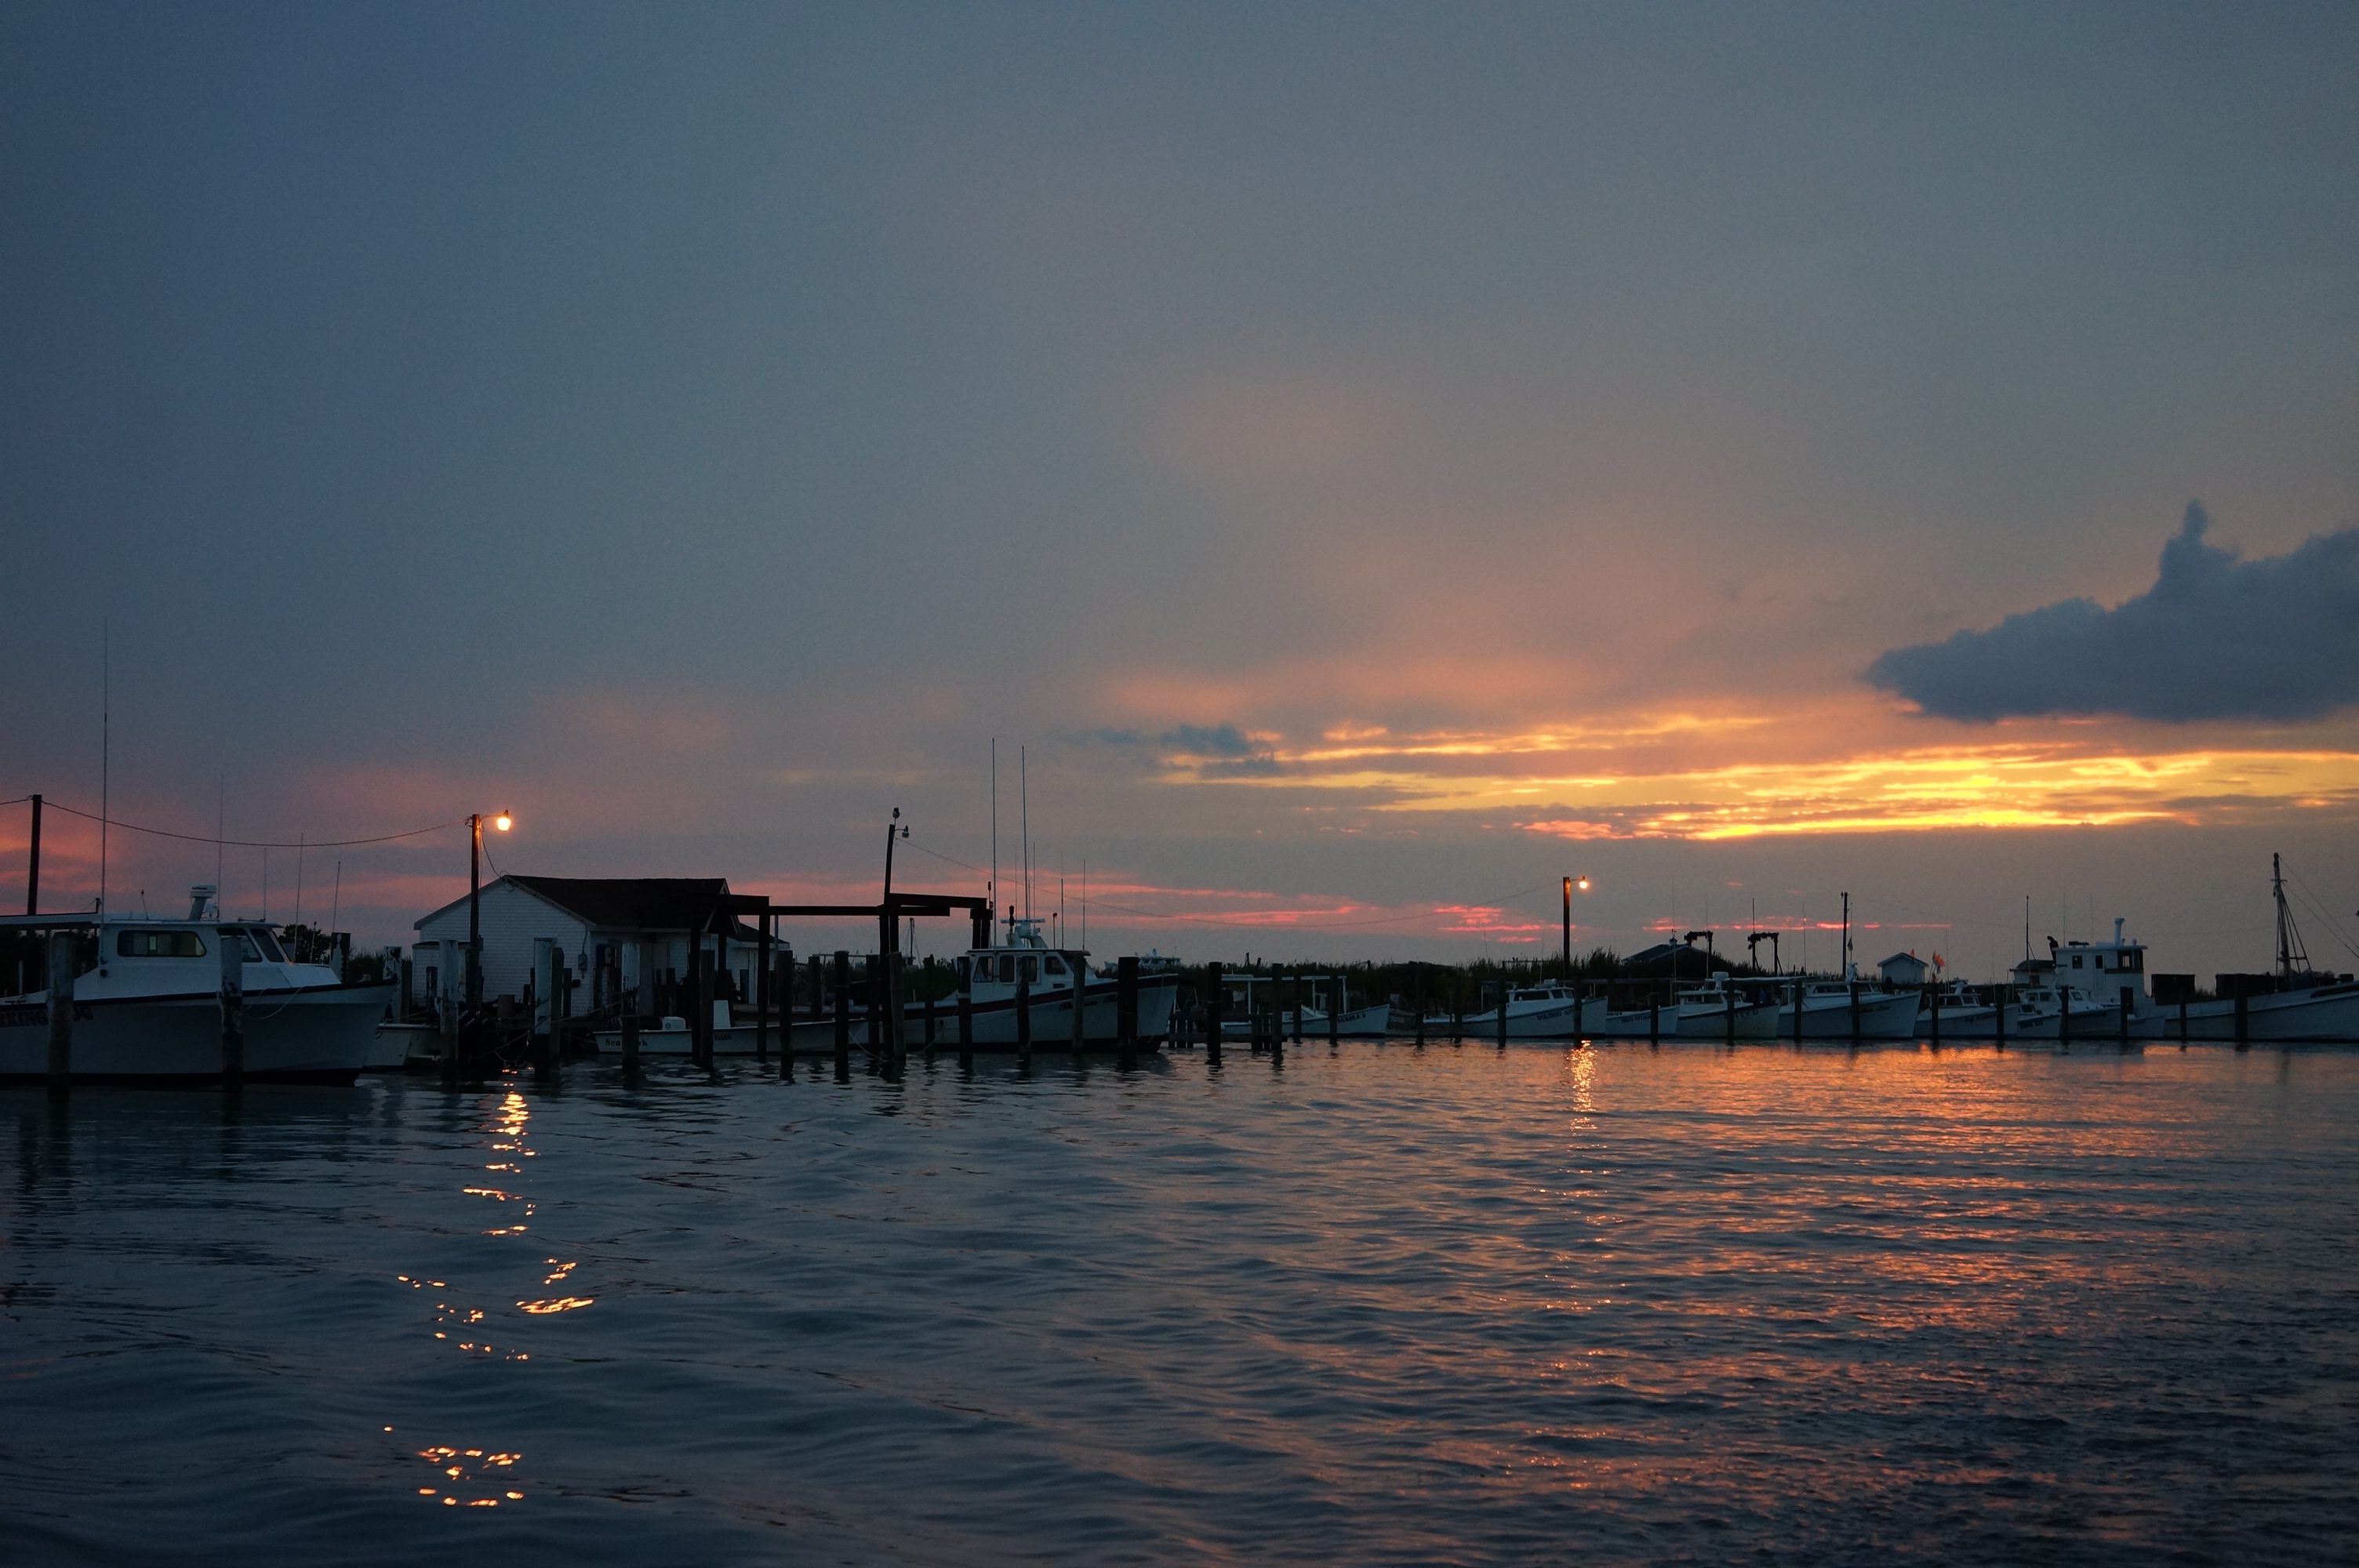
[2,892,390,1085]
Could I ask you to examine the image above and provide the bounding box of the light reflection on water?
[5,1043,2357,1565]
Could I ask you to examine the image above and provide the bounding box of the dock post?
[1848,980,1861,1046]
[1205,962,1223,1065]
[1328,975,1340,1048]
[1648,993,1659,1045]
[692,944,714,1069]
[2234,989,2249,1050]
[1069,960,1085,1061]
[537,940,561,1076]
[215,927,242,1091]
[1995,985,2008,1051]
[2179,996,2189,1047]
[755,918,771,1063]
[1016,978,1032,1066]
[531,938,553,1072]
[2058,987,2070,1052]
[1291,971,1303,1044]
[1118,956,1138,1064]
[958,970,973,1069]
[622,1012,641,1070]
[1498,982,1510,1051]
[833,951,851,1076]
[1790,982,1802,1042]
[2119,985,2132,1048]
[923,956,937,1054]
[1928,983,1940,1047]
[43,931,75,1092]
[809,953,823,1026]
[776,946,796,1080]
[1725,985,1736,1046]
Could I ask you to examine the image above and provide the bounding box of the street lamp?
[1562,874,1593,974]
[467,810,514,1007]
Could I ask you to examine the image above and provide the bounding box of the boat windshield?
[227,927,287,963]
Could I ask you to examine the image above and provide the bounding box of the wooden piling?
[216,925,242,1090]
[833,950,851,1072]
[1995,984,2008,1050]
[2119,985,2132,1047]
[755,920,772,1062]
[776,946,796,1080]
[1117,955,1138,1064]
[1328,974,1340,1048]
[2058,985,2070,1052]
[2234,989,2249,1049]
[1928,982,1940,1047]
[1497,982,1509,1051]
[923,956,937,1054]
[958,970,974,1069]
[1648,994,1659,1045]
[1848,979,1860,1046]
[45,931,74,1092]
[1069,956,1085,1059]
[621,1012,641,1069]
[1016,977,1032,1065]
[1724,985,1736,1046]
[1205,962,1223,1065]
[692,945,714,1069]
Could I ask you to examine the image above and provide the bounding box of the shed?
[1876,951,1929,987]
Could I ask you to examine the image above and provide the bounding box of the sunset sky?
[5,3,2357,981]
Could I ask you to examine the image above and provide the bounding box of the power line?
[18,798,466,850]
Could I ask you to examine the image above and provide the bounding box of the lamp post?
[1562,875,1591,975]
[467,811,513,1008]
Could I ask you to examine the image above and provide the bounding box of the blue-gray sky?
[5,2,2357,978]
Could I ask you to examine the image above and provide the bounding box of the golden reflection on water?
[413,1444,523,1508]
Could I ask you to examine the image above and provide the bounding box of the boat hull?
[0,984,391,1085]
[2129,982,2359,1044]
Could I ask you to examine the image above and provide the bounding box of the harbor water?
[6,1040,2357,1565]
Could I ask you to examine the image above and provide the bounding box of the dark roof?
[508,876,735,932]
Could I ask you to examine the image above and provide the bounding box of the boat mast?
[2274,852,2311,982]
[990,739,998,946]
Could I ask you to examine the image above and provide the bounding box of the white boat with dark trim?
[921,916,1179,1048]
[1768,975,1925,1040]
[2004,983,2117,1039]
[1,891,391,1085]
[1671,974,1783,1039]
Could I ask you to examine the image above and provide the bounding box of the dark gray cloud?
[1866,505,2359,721]
[1161,724,1257,757]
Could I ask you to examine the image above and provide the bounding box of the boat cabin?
[957,916,1090,996]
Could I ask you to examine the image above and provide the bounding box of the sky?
[5,2,2357,982]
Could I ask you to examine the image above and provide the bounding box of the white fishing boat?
[2133,858,2359,1043]
[2005,983,2117,1038]
[1916,978,1997,1033]
[1225,974,1391,1038]
[935,917,1179,1048]
[1671,974,1783,1039]
[1453,981,1614,1040]
[1,890,390,1084]
[1767,975,1926,1040]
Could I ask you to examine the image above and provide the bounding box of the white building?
[1876,951,1930,987]
[410,876,769,1022]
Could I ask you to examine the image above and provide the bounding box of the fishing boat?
[0,890,390,1084]
[1768,975,1926,1040]
[2130,857,2359,1043]
[1223,974,1392,1038]
[2005,983,2117,1038]
[1671,973,1783,1039]
[1915,978,1997,1033]
[1454,981,1616,1040]
[927,916,1179,1048]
